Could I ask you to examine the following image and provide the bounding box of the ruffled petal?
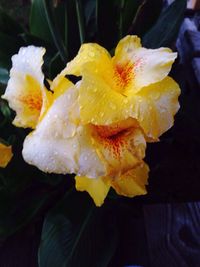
[75,176,110,207]
[22,86,107,178]
[64,43,112,76]
[110,162,149,197]
[2,46,51,128]
[130,77,180,140]
[0,143,13,168]
[114,35,177,91]
[90,121,146,177]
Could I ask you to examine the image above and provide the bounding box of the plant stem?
[42,0,68,63]
[75,0,85,44]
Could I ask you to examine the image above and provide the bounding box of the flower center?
[115,62,133,90]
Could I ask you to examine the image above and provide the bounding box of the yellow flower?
[2,46,52,129]
[2,37,180,206]
[59,35,180,141]
[0,143,13,168]
[22,84,149,206]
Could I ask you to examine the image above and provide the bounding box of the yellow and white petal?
[0,143,13,168]
[78,63,130,125]
[22,86,107,178]
[130,77,180,140]
[2,46,48,128]
[63,43,112,77]
[114,35,177,91]
[114,35,142,63]
[90,121,146,178]
[75,175,110,207]
[110,162,149,197]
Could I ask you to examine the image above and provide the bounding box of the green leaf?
[143,0,187,48]
[0,32,24,69]
[0,67,9,84]
[0,8,23,36]
[30,0,54,44]
[0,189,50,239]
[30,0,68,62]
[128,0,163,38]
[39,190,118,267]
[121,0,142,35]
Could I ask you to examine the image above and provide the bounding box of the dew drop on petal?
[123,98,128,104]
[109,102,116,110]
[100,112,104,118]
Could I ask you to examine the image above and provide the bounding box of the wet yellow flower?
[2,46,52,129]
[2,37,180,206]
[0,143,13,168]
[22,84,149,206]
[59,35,180,141]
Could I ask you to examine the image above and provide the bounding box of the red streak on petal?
[93,125,129,158]
[115,62,133,88]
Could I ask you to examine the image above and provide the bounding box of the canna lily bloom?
[22,84,149,206]
[2,45,149,206]
[59,35,180,141]
[2,46,52,129]
[0,142,13,168]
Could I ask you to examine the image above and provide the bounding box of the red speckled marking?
[115,62,133,89]
[93,125,129,158]
[20,93,42,111]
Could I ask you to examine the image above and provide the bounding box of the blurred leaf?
[0,32,24,69]
[39,191,118,267]
[0,8,23,36]
[30,0,67,62]
[0,67,9,84]
[0,188,50,239]
[97,0,119,49]
[143,0,187,48]
[49,52,65,79]
[128,0,163,37]
[122,0,142,34]
[30,0,54,45]
[0,100,11,119]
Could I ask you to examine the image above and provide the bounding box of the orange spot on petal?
[20,93,42,111]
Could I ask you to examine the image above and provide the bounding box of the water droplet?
[84,156,88,161]
[100,112,104,117]
[153,91,160,100]
[93,88,97,93]
[123,98,128,104]
[109,103,116,110]
[89,51,95,57]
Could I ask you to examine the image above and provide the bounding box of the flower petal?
[114,35,177,91]
[22,86,107,178]
[90,122,146,178]
[78,64,130,125]
[130,77,180,140]
[0,143,13,168]
[2,46,50,128]
[75,176,110,207]
[63,43,112,76]
[110,162,149,197]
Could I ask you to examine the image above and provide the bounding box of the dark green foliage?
[143,0,187,48]
[39,190,118,267]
